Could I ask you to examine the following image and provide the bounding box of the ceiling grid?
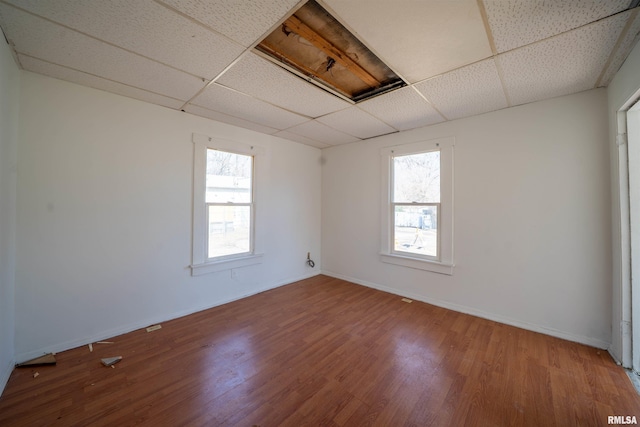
[596,8,640,87]
[0,0,638,147]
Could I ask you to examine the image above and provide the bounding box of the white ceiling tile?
[1,0,637,140]
[217,52,350,117]
[18,55,185,109]
[286,120,360,146]
[358,86,444,131]
[484,0,629,53]
[157,0,301,47]
[600,12,640,87]
[497,12,628,107]
[415,59,508,120]
[0,4,205,101]
[192,83,309,130]
[185,104,280,135]
[274,130,331,149]
[323,0,492,83]
[4,0,245,80]
[316,107,396,139]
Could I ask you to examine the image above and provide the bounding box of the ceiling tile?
[358,86,444,131]
[286,120,360,146]
[497,12,629,107]
[273,130,331,149]
[323,0,492,83]
[158,0,301,47]
[4,0,245,80]
[2,0,637,143]
[600,11,640,87]
[415,59,508,120]
[217,52,350,117]
[185,104,280,135]
[18,55,185,110]
[0,4,205,101]
[484,0,629,53]
[191,83,309,130]
[316,107,396,139]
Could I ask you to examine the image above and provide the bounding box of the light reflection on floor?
[392,331,440,383]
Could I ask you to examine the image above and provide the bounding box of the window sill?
[380,253,454,275]
[190,253,264,276]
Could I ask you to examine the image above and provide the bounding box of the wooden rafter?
[283,15,381,88]
[257,40,355,96]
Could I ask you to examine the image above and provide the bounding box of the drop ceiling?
[1,0,639,149]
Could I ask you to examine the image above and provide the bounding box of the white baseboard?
[626,370,640,395]
[0,358,15,398]
[608,349,624,367]
[322,270,610,350]
[14,269,608,364]
[15,272,321,364]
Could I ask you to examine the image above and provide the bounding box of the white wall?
[322,88,611,348]
[14,72,322,361]
[0,39,19,393]
[607,40,640,365]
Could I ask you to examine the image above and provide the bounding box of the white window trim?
[190,133,266,276]
[380,137,455,275]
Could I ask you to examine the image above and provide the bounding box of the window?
[191,134,264,276]
[205,149,253,259]
[392,150,440,259]
[380,137,454,274]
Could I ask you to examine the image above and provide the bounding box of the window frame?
[380,137,455,275]
[190,133,264,276]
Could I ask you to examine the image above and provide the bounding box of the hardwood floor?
[1,275,639,426]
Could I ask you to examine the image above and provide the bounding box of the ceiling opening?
[255,0,406,103]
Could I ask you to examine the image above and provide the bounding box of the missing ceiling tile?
[255,0,406,102]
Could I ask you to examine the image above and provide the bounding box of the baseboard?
[322,270,610,350]
[608,349,625,367]
[15,271,320,364]
[626,370,640,395]
[0,358,15,398]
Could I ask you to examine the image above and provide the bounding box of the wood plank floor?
[1,275,639,426]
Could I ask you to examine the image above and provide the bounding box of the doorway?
[629,100,640,371]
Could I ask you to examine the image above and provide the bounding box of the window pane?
[208,205,251,258]
[206,149,252,203]
[393,151,440,203]
[394,205,437,257]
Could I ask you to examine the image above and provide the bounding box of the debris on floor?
[401,298,413,303]
[33,372,39,378]
[88,343,93,352]
[100,356,122,367]
[16,353,57,367]
[146,324,162,332]
[96,341,114,344]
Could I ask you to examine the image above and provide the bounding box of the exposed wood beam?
[257,40,355,97]
[284,15,381,88]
